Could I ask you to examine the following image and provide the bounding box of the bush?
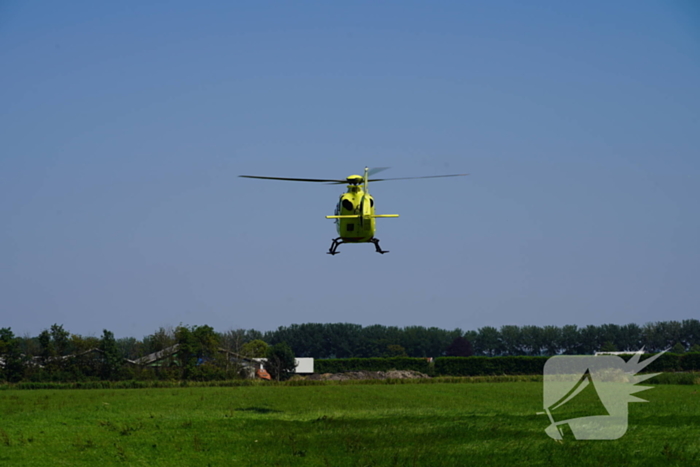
[188,363,230,381]
[264,342,297,381]
[647,372,699,385]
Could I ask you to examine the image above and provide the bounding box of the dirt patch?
[302,370,430,381]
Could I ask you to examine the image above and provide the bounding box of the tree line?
[0,324,297,383]
[263,321,700,358]
[2,320,699,383]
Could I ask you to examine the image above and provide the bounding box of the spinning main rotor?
[239,168,467,185]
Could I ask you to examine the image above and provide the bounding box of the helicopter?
[239,167,466,255]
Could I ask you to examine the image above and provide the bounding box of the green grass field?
[1,381,698,466]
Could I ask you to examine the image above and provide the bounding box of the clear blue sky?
[2,1,699,339]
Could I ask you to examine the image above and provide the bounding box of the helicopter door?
[332,200,341,234]
[358,197,374,239]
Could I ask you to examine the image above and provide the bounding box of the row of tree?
[264,321,700,358]
[1,325,126,383]
[2,320,699,383]
[0,324,297,383]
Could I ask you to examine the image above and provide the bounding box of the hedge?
[433,353,700,377]
[640,353,681,372]
[314,357,431,374]
[434,356,549,376]
[314,353,700,377]
[681,352,700,371]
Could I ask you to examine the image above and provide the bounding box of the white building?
[252,357,314,374]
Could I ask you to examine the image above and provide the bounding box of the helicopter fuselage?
[332,184,377,242]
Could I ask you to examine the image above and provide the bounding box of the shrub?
[264,342,297,381]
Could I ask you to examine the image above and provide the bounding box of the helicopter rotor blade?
[324,167,390,184]
[367,166,390,177]
[239,175,346,183]
[241,172,468,184]
[369,174,468,182]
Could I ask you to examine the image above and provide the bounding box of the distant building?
[130,345,313,379]
[251,357,314,374]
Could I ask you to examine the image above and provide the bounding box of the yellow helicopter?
[240,167,466,255]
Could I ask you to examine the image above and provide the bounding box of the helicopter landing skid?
[327,238,389,255]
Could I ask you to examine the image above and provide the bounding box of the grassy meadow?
[0,380,698,466]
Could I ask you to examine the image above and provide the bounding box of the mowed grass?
[0,382,698,466]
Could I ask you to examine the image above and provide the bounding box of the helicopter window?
[347,223,354,231]
[370,198,374,207]
[342,199,354,211]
